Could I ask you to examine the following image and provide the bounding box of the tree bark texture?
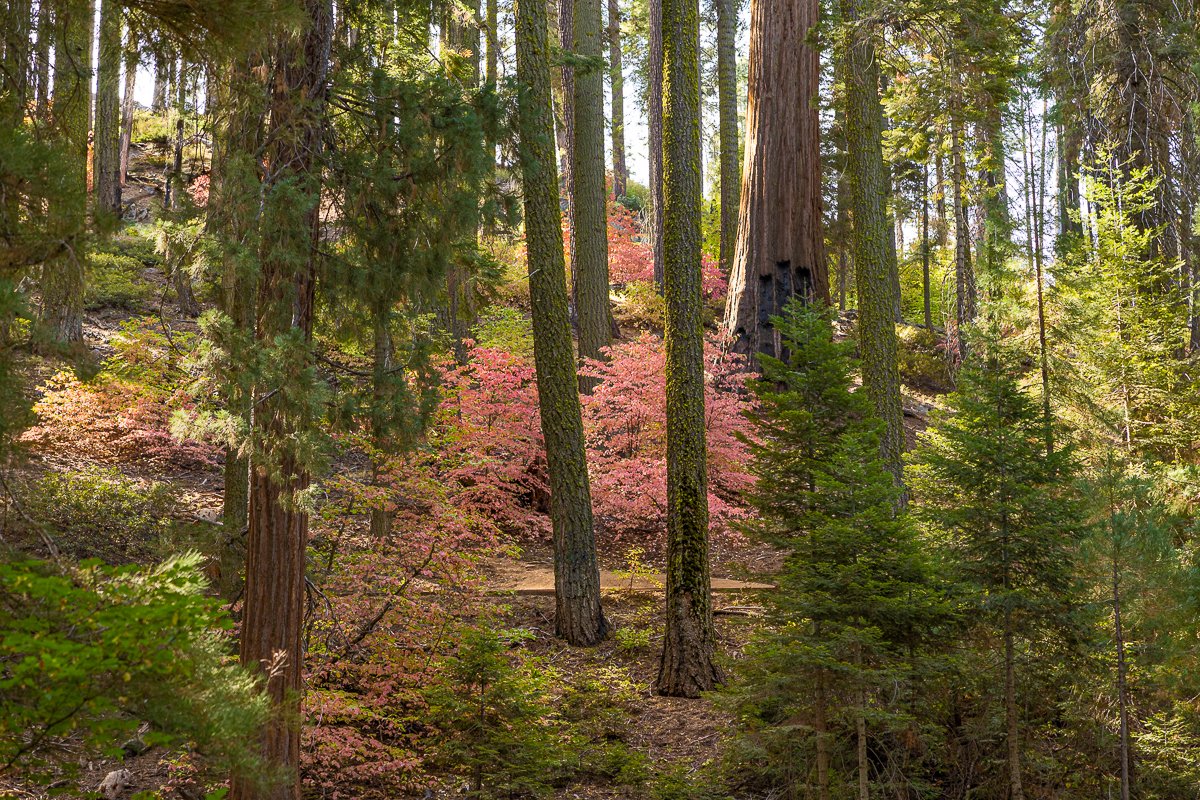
[152,49,168,112]
[648,0,664,287]
[657,0,721,698]
[516,0,608,645]
[715,0,739,278]
[119,28,137,186]
[34,4,52,120]
[93,0,121,215]
[229,0,331,795]
[722,0,826,362]
[607,0,627,199]
[572,0,613,390]
[840,0,903,484]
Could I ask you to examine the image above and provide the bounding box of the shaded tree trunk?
[715,0,738,277]
[515,0,608,645]
[657,0,721,698]
[722,0,826,362]
[922,161,932,330]
[40,0,92,348]
[608,0,627,198]
[228,1,332,795]
[1004,612,1025,800]
[949,96,975,333]
[3,0,32,123]
[152,49,168,112]
[169,60,201,317]
[648,0,664,287]
[119,28,137,186]
[93,0,122,215]
[34,4,52,120]
[572,0,613,390]
[840,0,903,485]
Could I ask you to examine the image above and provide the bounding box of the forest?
[1,0,1199,797]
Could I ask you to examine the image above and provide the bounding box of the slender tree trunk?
[648,0,664,287]
[715,0,738,278]
[949,95,975,334]
[209,55,266,602]
[40,0,92,348]
[93,0,121,215]
[608,0,627,198]
[369,308,394,538]
[152,49,167,112]
[1110,535,1132,800]
[657,0,721,698]
[3,0,32,123]
[722,0,826,362]
[922,161,932,330]
[1004,613,1025,800]
[515,0,608,645]
[169,60,201,317]
[840,0,903,485]
[34,4,52,121]
[572,0,613,390]
[119,28,137,186]
[229,1,331,795]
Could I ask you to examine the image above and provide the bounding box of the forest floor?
[2,149,938,798]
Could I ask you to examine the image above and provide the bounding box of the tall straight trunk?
[922,161,932,330]
[949,96,975,333]
[715,0,738,277]
[118,27,137,186]
[1111,539,1132,800]
[40,0,92,348]
[169,60,201,317]
[722,0,825,362]
[840,0,903,485]
[657,0,721,698]
[34,4,52,120]
[369,307,394,538]
[978,101,1009,290]
[648,0,664,287]
[935,147,948,246]
[93,0,121,215]
[208,55,266,601]
[1057,114,1083,240]
[229,1,331,796]
[152,49,167,112]
[607,0,627,198]
[1004,612,1025,800]
[572,0,612,390]
[515,0,607,645]
[486,0,498,85]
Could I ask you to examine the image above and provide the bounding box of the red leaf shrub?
[20,372,217,469]
[434,335,755,547]
[302,442,501,799]
[603,202,728,300]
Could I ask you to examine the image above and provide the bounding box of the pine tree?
[608,0,628,199]
[93,0,122,215]
[516,0,607,645]
[657,0,721,698]
[714,0,738,277]
[729,301,936,800]
[910,343,1085,800]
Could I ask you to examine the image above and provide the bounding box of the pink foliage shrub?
[303,442,500,799]
[20,372,217,469]
[434,335,754,547]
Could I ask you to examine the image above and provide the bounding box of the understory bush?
[86,250,152,310]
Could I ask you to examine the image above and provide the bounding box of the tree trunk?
[840,0,903,485]
[515,0,608,645]
[229,0,331,795]
[608,0,627,198]
[949,96,975,334]
[369,308,394,539]
[1111,538,1132,800]
[209,54,266,602]
[40,0,92,349]
[572,0,613,390]
[922,161,932,330]
[3,0,32,124]
[722,0,826,362]
[715,0,738,278]
[657,0,721,698]
[648,0,664,288]
[1004,613,1025,800]
[152,49,168,112]
[119,28,137,187]
[93,0,122,215]
[169,60,201,317]
[814,669,831,800]
[34,4,52,121]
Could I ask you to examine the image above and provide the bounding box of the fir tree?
[910,341,1086,800]
[729,301,937,800]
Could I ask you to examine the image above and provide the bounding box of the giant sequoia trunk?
[515,0,607,645]
[607,0,627,199]
[657,0,721,698]
[722,0,826,361]
[714,0,739,278]
[571,0,613,390]
[229,0,331,795]
[840,0,903,485]
[40,0,92,348]
[93,0,122,215]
